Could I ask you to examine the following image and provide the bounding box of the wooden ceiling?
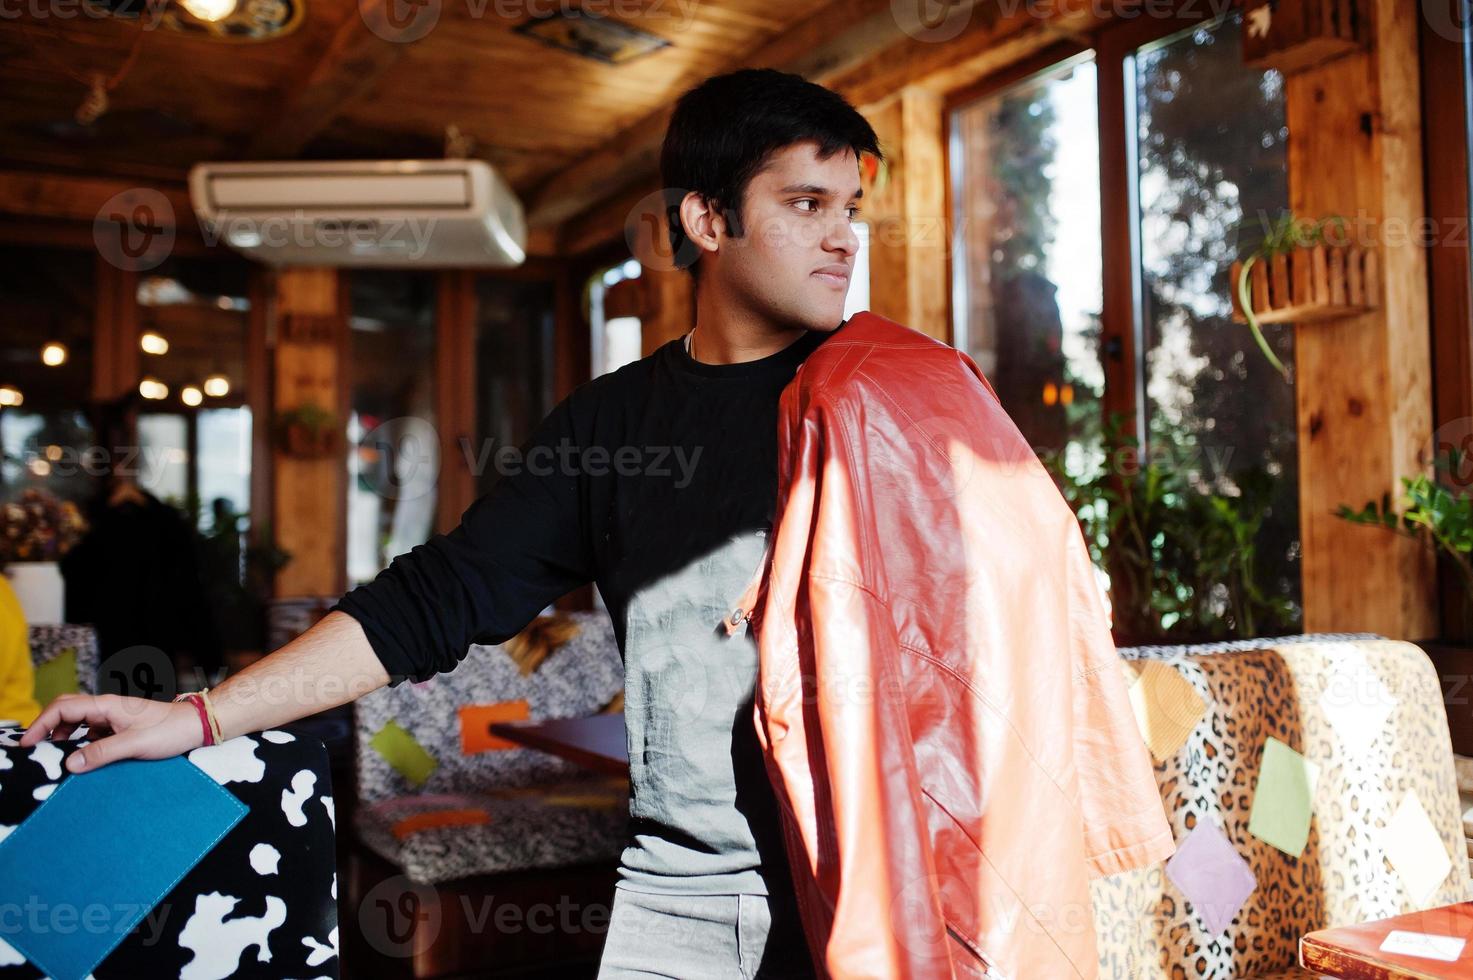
[1,2,869,227]
[2,1,1103,250]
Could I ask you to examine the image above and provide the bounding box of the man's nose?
[824,215,860,256]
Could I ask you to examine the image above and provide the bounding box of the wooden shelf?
[1230,243,1379,325]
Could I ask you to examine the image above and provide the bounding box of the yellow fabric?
[0,575,40,727]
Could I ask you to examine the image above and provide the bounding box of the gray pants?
[596,884,818,979]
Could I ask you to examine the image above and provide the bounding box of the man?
[22,67,878,978]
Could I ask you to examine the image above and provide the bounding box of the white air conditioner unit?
[187,159,526,267]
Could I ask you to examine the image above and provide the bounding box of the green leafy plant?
[1336,447,1473,603]
[1235,212,1347,382]
[274,401,340,458]
[1047,414,1298,643]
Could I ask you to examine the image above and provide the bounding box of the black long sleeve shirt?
[332,324,832,896]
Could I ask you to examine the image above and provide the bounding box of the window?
[588,258,644,379]
[950,55,1103,479]
[134,257,253,531]
[346,270,438,586]
[474,276,556,499]
[0,247,97,506]
[1132,14,1300,628]
[947,10,1301,639]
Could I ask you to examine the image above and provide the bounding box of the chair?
[1091,632,1473,978]
[344,609,628,978]
[0,724,340,979]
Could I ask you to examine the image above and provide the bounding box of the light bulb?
[41,342,68,366]
[203,374,231,397]
[180,0,236,21]
[140,332,169,355]
[182,386,203,407]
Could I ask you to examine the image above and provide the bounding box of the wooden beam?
[434,269,477,536]
[527,0,910,231]
[862,89,949,340]
[246,0,405,159]
[0,170,191,226]
[271,267,347,599]
[1288,0,1437,638]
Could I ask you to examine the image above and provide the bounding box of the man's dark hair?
[659,68,882,278]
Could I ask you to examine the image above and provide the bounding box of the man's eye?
[847,206,862,220]
[794,199,818,212]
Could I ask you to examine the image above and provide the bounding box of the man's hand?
[19,693,205,774]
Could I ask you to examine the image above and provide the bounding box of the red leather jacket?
[730,312,1175,979]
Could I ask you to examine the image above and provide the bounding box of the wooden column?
[639,269,694,358]
[863,88,950,341]
[1287,0,1437,638]
[434,270,477,535]
[271,267,347,599]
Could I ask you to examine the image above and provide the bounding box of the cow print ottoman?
[0,726,339,979]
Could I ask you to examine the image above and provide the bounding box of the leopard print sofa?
[1090,633,1471,978]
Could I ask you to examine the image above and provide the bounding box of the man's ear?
[678,191,728,260]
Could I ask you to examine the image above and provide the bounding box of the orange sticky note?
[459,700,531,754]
[391,808,491,840]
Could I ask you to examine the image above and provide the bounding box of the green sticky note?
[1248,736,1320,857]
[33,647,80,708]
[371,719,438,787]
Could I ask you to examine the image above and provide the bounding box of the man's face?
[703,141,863,332]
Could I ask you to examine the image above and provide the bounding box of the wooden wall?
[1285,0,1438,637]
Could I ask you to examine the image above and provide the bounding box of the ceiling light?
[41,343,68,367]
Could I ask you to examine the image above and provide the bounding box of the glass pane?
[347,270,438,586]
[135,257,252,528]
[0,246,96,505]
[950,55,1104,480]
[475,277,555,500]
[1134,12,1300,636]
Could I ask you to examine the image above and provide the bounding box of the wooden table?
[1301,902,1473,978]
[488,712,630,777]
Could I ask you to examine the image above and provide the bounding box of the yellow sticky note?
[370,719,438,787]
[33,647,80,708]
[1126,660,1208,762]
[1383,789,1453,905]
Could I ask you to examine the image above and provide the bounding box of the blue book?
[0,752,247,980]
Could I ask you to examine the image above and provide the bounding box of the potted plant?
[274,401,340,459]
[1231,212,1376,382]
[1046,414,1299,645]
[0,489,87,625]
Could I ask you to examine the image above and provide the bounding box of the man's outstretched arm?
[20,610,387,772]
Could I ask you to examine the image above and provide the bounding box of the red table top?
[488,712,629,777]
[1301,902,1473,979]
